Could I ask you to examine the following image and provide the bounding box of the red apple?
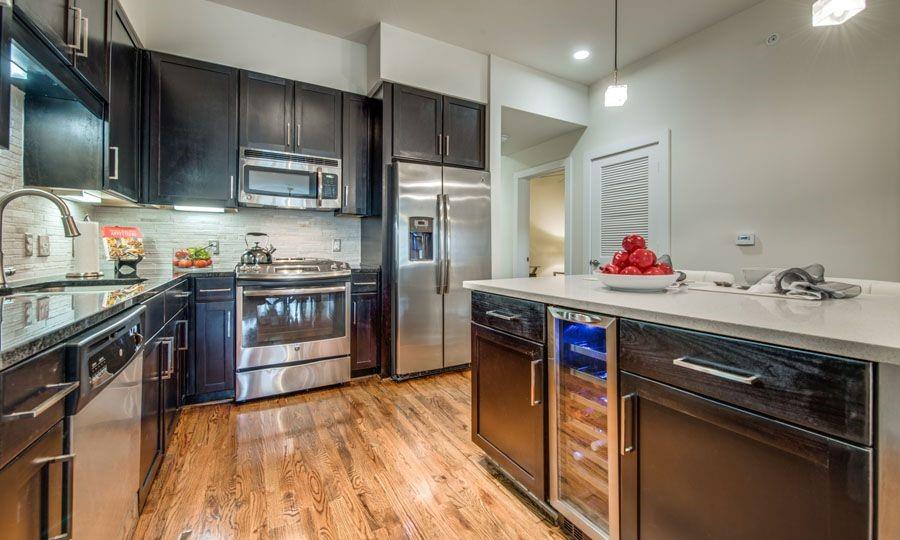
[628,248,657,269]
[643,266,668,275]
[601,264,620,274]
[621,266,643,275]
[657,263,674,275]
[612,251,631,268]
[622,234,647,253]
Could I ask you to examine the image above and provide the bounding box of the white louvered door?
[586,136,669,266]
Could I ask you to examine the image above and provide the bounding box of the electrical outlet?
[207,240,220,255]
[332,239,342,252]
[37,235,51,257]
[23,234,34,256]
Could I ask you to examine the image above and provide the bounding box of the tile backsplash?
[0,88,92,282]
[90,206,361,273]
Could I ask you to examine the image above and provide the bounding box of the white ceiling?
[206,0,762,84]
[501,107,584,156]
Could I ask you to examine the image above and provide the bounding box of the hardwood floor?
[133,371,563,539]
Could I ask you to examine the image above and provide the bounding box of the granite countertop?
[464,275,900,365]
[0,267,231,371]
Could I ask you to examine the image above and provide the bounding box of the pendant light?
[604,0,628,107]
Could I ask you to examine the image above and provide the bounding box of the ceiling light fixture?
[604,0,627,107]
[573,49,591,61]
[812,0,866,26]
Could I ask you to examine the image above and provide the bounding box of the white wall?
[572,0,900,280]
[377,23,488,102]
[529,173,566,277]
[123,0,367,93]
[490,56,589,278]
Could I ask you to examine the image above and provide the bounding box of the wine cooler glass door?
[548,307,618,540]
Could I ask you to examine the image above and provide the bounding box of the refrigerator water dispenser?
[408,217,434,261]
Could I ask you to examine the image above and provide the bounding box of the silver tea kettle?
[241,232,276,265]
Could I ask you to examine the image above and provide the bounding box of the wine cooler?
[548,307,619,540]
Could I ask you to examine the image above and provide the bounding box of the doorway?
[513,159,570,278]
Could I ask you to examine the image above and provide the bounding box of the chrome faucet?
[0,188,80,288]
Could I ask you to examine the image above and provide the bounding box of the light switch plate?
[332,239,341,252]
[23,234,34,256]
[736,232,756,246]
[37,235,51,257]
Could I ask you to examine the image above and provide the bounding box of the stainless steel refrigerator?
[393,161,491,376]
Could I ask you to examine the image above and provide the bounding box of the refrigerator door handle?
[435,194,444,294]
[442,194,451,294]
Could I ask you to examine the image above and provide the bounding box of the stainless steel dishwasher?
[66,305,145,540]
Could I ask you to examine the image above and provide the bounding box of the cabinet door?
[442,96,485,169]
[106,3,139,200]
[392,84,442,163]
[194,300,235,395]
[14,0,76,58]
[161,330,179,450]
[351,292,379,372]
[294,82,341,158]
[0,421,68,540]
[146,52,238,207]
[239,70,292,152]
[72,0,108,99]
[138,338,162,508]
[341,92,371,215]
[620,372,872,540]
[471,323,546,497]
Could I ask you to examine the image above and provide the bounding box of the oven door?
[236,283,350,369]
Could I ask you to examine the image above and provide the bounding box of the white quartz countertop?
[463,275,900,365]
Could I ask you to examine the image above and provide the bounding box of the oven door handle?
[242,286,347,297]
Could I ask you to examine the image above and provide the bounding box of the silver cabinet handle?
[445,135,450,156]
[159,337,175,379]
[199,288,231,294]
[621,393,636,455]
[353,281,377,287]
[67,6,83,51]
[229,175,235,199]
[33,453,75,465]
[287,122,291,147]
[437,132,443,155]
[672,356,760,385]
[243,285,346,297]
[316,167,323,207]
[352,302,358,325]
[344,185,350,209]
[485,309,518,321]
[171,291,191,298]
[3,382,79,419]
[548,306,615,327]
[109,146,119,180]
[297,124,301,147]
[176,320,189,351]
[36,452,75,540]
[75,15,89,58]
[225,310,232,338]
[530,359,542,406]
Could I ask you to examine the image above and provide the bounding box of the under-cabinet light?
[812,0,865,26]
[173,205,225,213]
[61,190,102,204]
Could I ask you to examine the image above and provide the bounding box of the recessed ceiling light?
[573,50,591,61]
[812,0,865,26]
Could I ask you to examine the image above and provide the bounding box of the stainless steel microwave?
[238,148,341,210]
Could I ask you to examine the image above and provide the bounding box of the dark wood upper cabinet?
[392,84,443,164]
[72,0,109,100]
[294,82,341,157]
[193,300,235,396]
[145,52,238,207]
[341,92,372,215]
[442,96,485,169]
[105,1,140,200]
[15,0,109,99]
[351,291,379,373]
[471,322,546,498]
[239,70,292,152]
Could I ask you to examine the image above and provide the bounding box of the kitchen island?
[464,275,899,540]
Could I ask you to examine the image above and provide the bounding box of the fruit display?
[173,246,213,269]
[600,235,673,276]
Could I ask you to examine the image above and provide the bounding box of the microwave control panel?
[321,174,339,199]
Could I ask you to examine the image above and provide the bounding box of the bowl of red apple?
[594,235,678,292]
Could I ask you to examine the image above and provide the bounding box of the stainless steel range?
[234,258,352,401]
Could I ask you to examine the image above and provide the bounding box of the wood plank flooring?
[133,371,563,539]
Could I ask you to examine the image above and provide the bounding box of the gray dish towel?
[750,264,861,300]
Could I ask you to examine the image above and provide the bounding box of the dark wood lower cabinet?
[620,372,872,540]
[471,322,546,498]
[350,291,379,374]
[138,336,163,509]
[193,300,235,397]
